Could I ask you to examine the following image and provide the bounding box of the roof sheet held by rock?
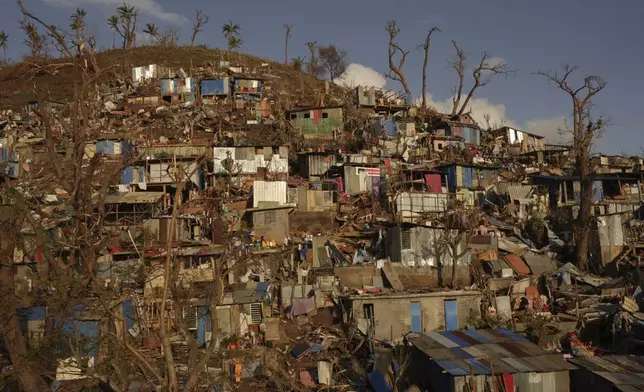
[503,253,530,276]
[410,328,577,376]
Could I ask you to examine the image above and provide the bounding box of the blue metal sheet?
[496,328,530,342]
[442,331,471,347]
[462,167,474,188]
[463,329,493,344]
[435,360,469,376]
[424,331,460,348]
[444,300,458,331]
[411,302,421,333]
[464,358,491,374]
[200,78,229,95]
[447,166,457,190]
[122,300,135,330]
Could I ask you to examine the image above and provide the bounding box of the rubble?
[1,46,643,392]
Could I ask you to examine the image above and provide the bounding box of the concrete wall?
[253,209,289,244]
[346,292,481,342]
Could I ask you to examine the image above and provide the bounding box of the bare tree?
[283,24,293,65]
[305,41,319,76]
[434,200,478,287]
[115,3,138,49]
[418,27,440,108]
[190,9,209,46]
[449,40,512,116]
[386,20,411,94]
[536,65,606,271]
[20,18,46,57]
[157,27,180,47]
[318,44,347,81]
[291,56,305,72]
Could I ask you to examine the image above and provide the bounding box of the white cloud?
[483,56,506,68]
[420,92,569,144]
[42,0,188,24]
[524,115,570,144]
[421,93,519,129]
[137,32,156,46]
[334,63,386,89]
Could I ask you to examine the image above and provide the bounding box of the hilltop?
[0,45,349,110]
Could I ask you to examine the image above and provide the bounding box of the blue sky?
[1,0,642,154]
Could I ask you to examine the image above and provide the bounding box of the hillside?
[0,46,349,110]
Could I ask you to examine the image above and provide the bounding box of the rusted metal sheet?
[504,253,530,276]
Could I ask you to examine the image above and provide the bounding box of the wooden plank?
[382,261,404,291]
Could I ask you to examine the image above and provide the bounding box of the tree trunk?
[576,151,592,271]
[421,38,430,108]
[0,220,49,392]
[284,35,288,65]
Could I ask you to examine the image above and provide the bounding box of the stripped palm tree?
[107,15,119,49]
[143,23,159,45]
[0,31,8,64]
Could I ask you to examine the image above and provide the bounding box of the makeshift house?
[213,146,288,179]
[200,77,231,100]
[342,290,482,342]
[292,181,338,212]
[568,355,644,392]
[407,328,576,392]
[252,180,288,208]
[103,192,164,224]
[247,205,293,245]
[287,106,344,140]
[384,222,470,284]
[355,86,412,112]
[430,120,482,146]
[131,64,167,84]
[495,126,546,153]
[233,77,263,97]
[439,164,498,192]
[342,164,382,195]
[297,152,341,178]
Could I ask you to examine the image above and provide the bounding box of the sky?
[0,0,642,155]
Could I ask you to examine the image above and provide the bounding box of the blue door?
[410,302,421,333]
[444,300,458,331]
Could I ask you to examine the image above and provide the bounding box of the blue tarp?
[462,166,475,188]
[95,140,115,154]
[368,370,392,392]
[121,167,133,184]
[122,300,135,330]
[197,307,210,346]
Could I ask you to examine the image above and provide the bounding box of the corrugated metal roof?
[104,192,164,204]
[410,328,576,376]
[507,185,534,202]
[569,356,644,388]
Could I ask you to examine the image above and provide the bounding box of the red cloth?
[424,174,442,193]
